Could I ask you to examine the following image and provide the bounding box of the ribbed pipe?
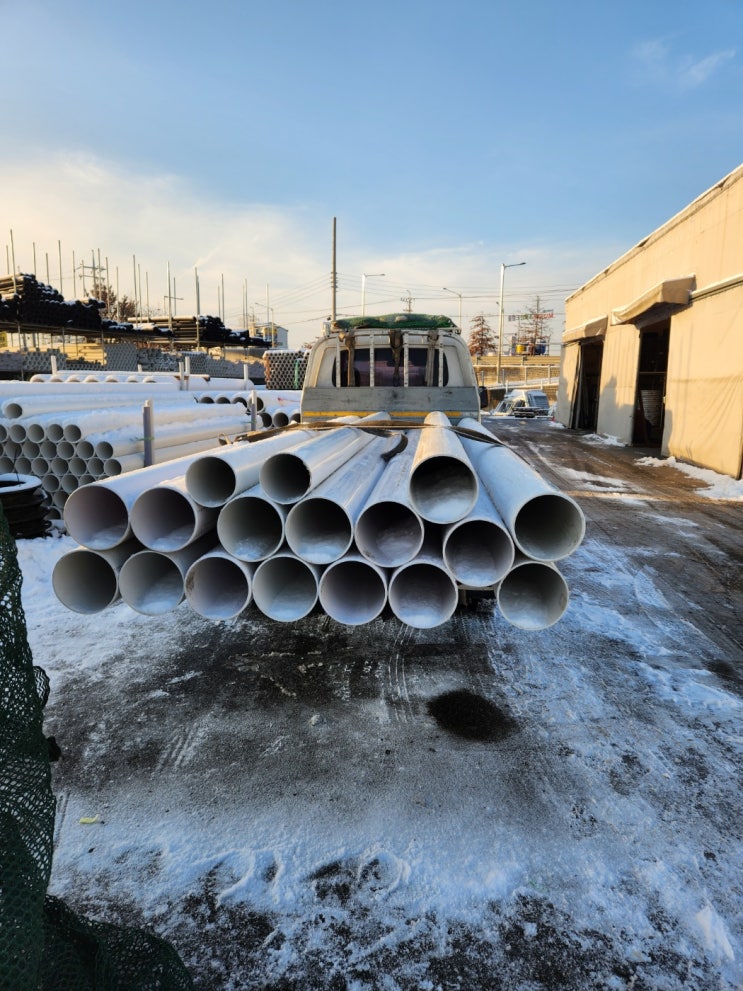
[252,552,320,622]
[496,555,569,630]
[217,486,287,561]
[318,554,388,626]
[52,541,140,614]
[409,411,478,524]
[458,417,585,561]
[184,550,253,619]
[118,535,217,615]
[355,431,425,568]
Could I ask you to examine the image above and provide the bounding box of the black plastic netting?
[0,506,194,990]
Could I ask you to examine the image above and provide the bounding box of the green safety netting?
[0,506,194,990]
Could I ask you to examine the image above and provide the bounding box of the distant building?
[559,164,743,479]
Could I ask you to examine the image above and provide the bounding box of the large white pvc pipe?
[0,378,180,393]
[252,552,320,622]
[63,452,216,549]
[284,435,393,564]
[259,415,386,504]
[409,411,479,524]
[458,417,586,561]
[185,427,315,508]
[184,550,253,619]
[496,554,569,630]
[118,535,217,615]
[442,486,515,587]
[355,431,425,568]
[2,390,185,420]
[318,554,388,626]
[388,542,459,629]
[51,541,141,613]
[103,438,238,476]
[216,486,288,561]
[129,477,219,551]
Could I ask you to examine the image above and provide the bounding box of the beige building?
[558,163,743,479]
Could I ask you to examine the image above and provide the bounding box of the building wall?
[561,163,743,478]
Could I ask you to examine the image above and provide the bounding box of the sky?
[2,0,742,347]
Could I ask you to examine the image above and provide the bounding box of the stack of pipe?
[53,412,585,631]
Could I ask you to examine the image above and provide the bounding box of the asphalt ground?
[31,417,743,990]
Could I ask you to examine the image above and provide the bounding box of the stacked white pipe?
[0,378,283,516]
[53,412,586,630]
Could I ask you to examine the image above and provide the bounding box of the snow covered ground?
[17,421,743,990]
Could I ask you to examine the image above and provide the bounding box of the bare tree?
[89,279,137,322]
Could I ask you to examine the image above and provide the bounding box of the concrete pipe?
[252,552,320,622]
[388,544,459,629]
[284,435,392,564]
[409,410,479,525]
[458,417,586,561]
[497,555,569,630]
[52,541,141,614]
[216,486,288,561]
[129,478,219,551]
[355,431,425,568]
[118,534,217,615]
[185,427,314,508]
[442,486,515,587]
[259,417,383,505]
[184,549,254,619]
[318,554,388,626]
[63,453,208,549]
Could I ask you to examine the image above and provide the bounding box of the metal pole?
[496,261,526,386]
[331,217,337,322]
[58,240,63,296]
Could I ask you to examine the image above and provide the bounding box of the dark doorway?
[633,320,669,446]
[571,340,604,430]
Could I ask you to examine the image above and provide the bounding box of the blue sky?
[2,0,741,346]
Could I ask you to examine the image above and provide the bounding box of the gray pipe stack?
[54,413,585,630]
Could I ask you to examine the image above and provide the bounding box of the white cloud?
[630,37,736,91]
[1,152,612,348]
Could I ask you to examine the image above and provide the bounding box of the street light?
[496,261,527,385]
[442,287,463,331]
[361,272,385,315]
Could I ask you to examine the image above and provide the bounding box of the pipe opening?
[389,561,458,629]
[217,494,285,561]
[185,554,252,619]
[186,456,238,507]
[444,520,515,587]
[285,497,352,564]
[513,493,586,561]
[64,486,130,549]
[252,555,318,621]
[130,488,210,551]
[52,550,120,613]
[497,561,569,630]
[260,453,312,504]
[410,457,478,524]
[319,558,387,625]
[119,551,185,614]
[355,501,425,568]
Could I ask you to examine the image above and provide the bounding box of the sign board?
[508,311,554,322]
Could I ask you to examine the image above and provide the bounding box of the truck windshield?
[332,347,448,387]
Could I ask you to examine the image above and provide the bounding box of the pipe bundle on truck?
[53,411,585,630]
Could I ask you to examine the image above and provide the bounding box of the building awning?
[611,275,695,325]
[562,314,608,344]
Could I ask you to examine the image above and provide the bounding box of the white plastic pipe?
[103,438,234,476]
[184,549,254,619]
[284,435,393,564]
[496,554,569,630]
[118,534,217,615]
[252,552,320,622]
[442,486,515,587]
[129,477,219,551]
[388,541,459,629]
[318,554,388,626]
[458,417,586,561]
[63,452,211,549]
[185,427,315,508]
[259,415,385,504]
[216,486,288,561]
[51,541,141,614]
[355,431,425,568]
[409,411,479,524]
[89,413,248,460]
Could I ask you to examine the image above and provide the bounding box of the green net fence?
[0,506,194,990]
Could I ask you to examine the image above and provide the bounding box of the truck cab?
[300,313,481,424]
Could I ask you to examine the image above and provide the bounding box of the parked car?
[492,389,551,418]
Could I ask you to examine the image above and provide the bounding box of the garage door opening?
[571,340,604,431]
[633,320,669,446]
